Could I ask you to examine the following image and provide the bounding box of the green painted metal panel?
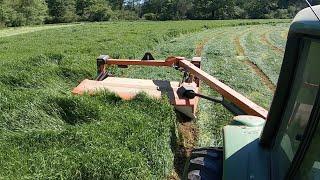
[232,115,266,127]
[290,5,320,37]
[223,118,270,180]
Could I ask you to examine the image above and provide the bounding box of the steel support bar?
[179,60,268,119]
[105,57,184,67]
[106,59,171,66]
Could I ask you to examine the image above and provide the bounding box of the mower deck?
[72,77,199,119]
[71,55,268,119]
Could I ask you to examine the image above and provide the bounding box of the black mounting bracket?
[178,85,246,116]
[142,52,155,60]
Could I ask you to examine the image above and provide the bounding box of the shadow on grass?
[47,92,123,125]
[52,96,101,125]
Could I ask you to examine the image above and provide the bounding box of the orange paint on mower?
[72,77,200,119]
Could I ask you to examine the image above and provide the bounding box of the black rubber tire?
[183,147,223,180]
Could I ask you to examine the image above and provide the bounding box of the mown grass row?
[241,24,288,85]
[197,26,276,146]
[196,24,289,146]
[267,23,288,50]
[0,24,78,38]
[0,20,289,179]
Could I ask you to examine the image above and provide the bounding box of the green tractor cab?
[185,5,320,180]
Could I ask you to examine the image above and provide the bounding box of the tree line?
[140,0,317,20]
[0,0,317,27]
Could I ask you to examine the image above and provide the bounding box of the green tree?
[244,0,278,19]
[108,0,124,10]
[20,0,48,25]
[76,0,93,16]
[210,0,236,19]
[84,2,112,21]
[176,0,192,19]
[76,0,112,21]
[191,0,213,19]
[0,0,48,27]
[141,0,179,20]
[46,0,77,23]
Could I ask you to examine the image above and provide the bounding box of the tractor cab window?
[272,38,320,179]
[296,115,320,179]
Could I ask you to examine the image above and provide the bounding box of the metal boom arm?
[179,60,268,119]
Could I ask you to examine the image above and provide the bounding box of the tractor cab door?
[269,37,320,180]
[258,6,320,180]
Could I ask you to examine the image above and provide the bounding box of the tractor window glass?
[272,39,320,179]
[296,115,320,179]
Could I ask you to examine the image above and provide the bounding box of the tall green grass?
[0,93,177,179]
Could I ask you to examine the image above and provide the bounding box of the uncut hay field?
[0,20,289,179]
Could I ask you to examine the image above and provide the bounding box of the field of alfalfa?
[0,19,289,179]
